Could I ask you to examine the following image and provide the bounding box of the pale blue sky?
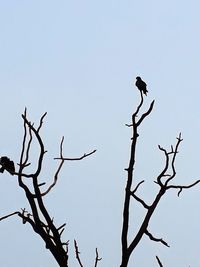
[0,1,200,266]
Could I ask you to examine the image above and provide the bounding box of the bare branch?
[125,123,133,127]
[59,228,65,237]
[37,112,47,132]
[41,137,65,196]
[24,126,33,167]
[0,211,20,222]
[133,90,144,118]
[94,248,102,267]
[121,91,155,267]
[156,256,164,267]
[74,240,84,267]
[145,229,170,247]
[41,160,64,196]
[57,223,66,231]
[60,136,64,158]
[54,149,97,161]
[130,192,150,209]
[136,100,155,126]
[42,146,96,196]
[21,113,46,177]
[156,145,170,186]
[132,180,145,194]
[166,179,200,196]
[165,133,183,185]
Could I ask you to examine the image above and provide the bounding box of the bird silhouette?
[135,76,148,95]
[0,156,15,175]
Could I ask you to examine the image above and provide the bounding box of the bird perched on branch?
[0,156,15,175]
[135,76,148,96]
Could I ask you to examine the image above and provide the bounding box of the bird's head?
[136,76,141,80]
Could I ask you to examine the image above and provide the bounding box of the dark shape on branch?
[0,156,15,175]
[135,76,148,95]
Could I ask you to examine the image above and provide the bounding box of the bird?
[0,156,15,175]
[135,76,148,95]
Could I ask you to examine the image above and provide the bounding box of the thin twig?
[37,112,47,132]
[0,211,20,221]
[156,256,164,267]
[74,240,84,267]
[137,100,155,126]
[131,193,150,209]
[145,229,169,247]
[54,149,97,161]
[94,248,102,267]
[167,180,200,196]
[156,145,170,186]
[132,180,145,194]
[165,133,183,185]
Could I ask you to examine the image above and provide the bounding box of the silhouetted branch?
[156,256,164,267]
[136,100,155,126]
[17,111,69,266]
[37,112,47,132]
[42,138,96,196]
[120,90,155,267]
[94,248,102,267]
[41,137,65,195]
[156,145,170,186]
[145,229,169,247]
[74,240,84,267]
[130,192,150,209]
[165,133,183,185]
[21,113,47,177]
[0,211,20,221]
[166,180,200,196]
[132,180,145,194]
[24,126,32,167]
[54,149,97,161]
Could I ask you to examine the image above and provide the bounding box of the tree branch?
[166,179,200,196]
[156,256,164,267]
[165,133,183,185]
[37,112,47,132]
[94,248,102,267]
[54,149,97,161]
[136,100,155,126]
[120,91,155,267]
[132,180,145,194]
[0,211,20,222]
[42,139,96,196]
[145,229,169,247]
[156,145,170,186]
[74,240,84,267]
[130,192,150,209]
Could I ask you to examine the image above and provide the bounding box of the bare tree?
[0,109,99,267]
[120,90,200,267]
[0,86,199,267]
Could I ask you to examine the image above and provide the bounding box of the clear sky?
[0,1,200,266]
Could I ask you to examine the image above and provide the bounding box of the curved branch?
[133,90,144,118]
[156,145,170,186]
[145,229,169,247]
[54,149,97,161]
[166,179,200,196]
[37,112,47,132]
[130,193,150,209]
[74,240,84,267]
[94,248,102,267]
[136,100,155,126]
[165,133,183,185]
[0,211,20,221]
[21,114,46,177]
[132,180,145,194]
